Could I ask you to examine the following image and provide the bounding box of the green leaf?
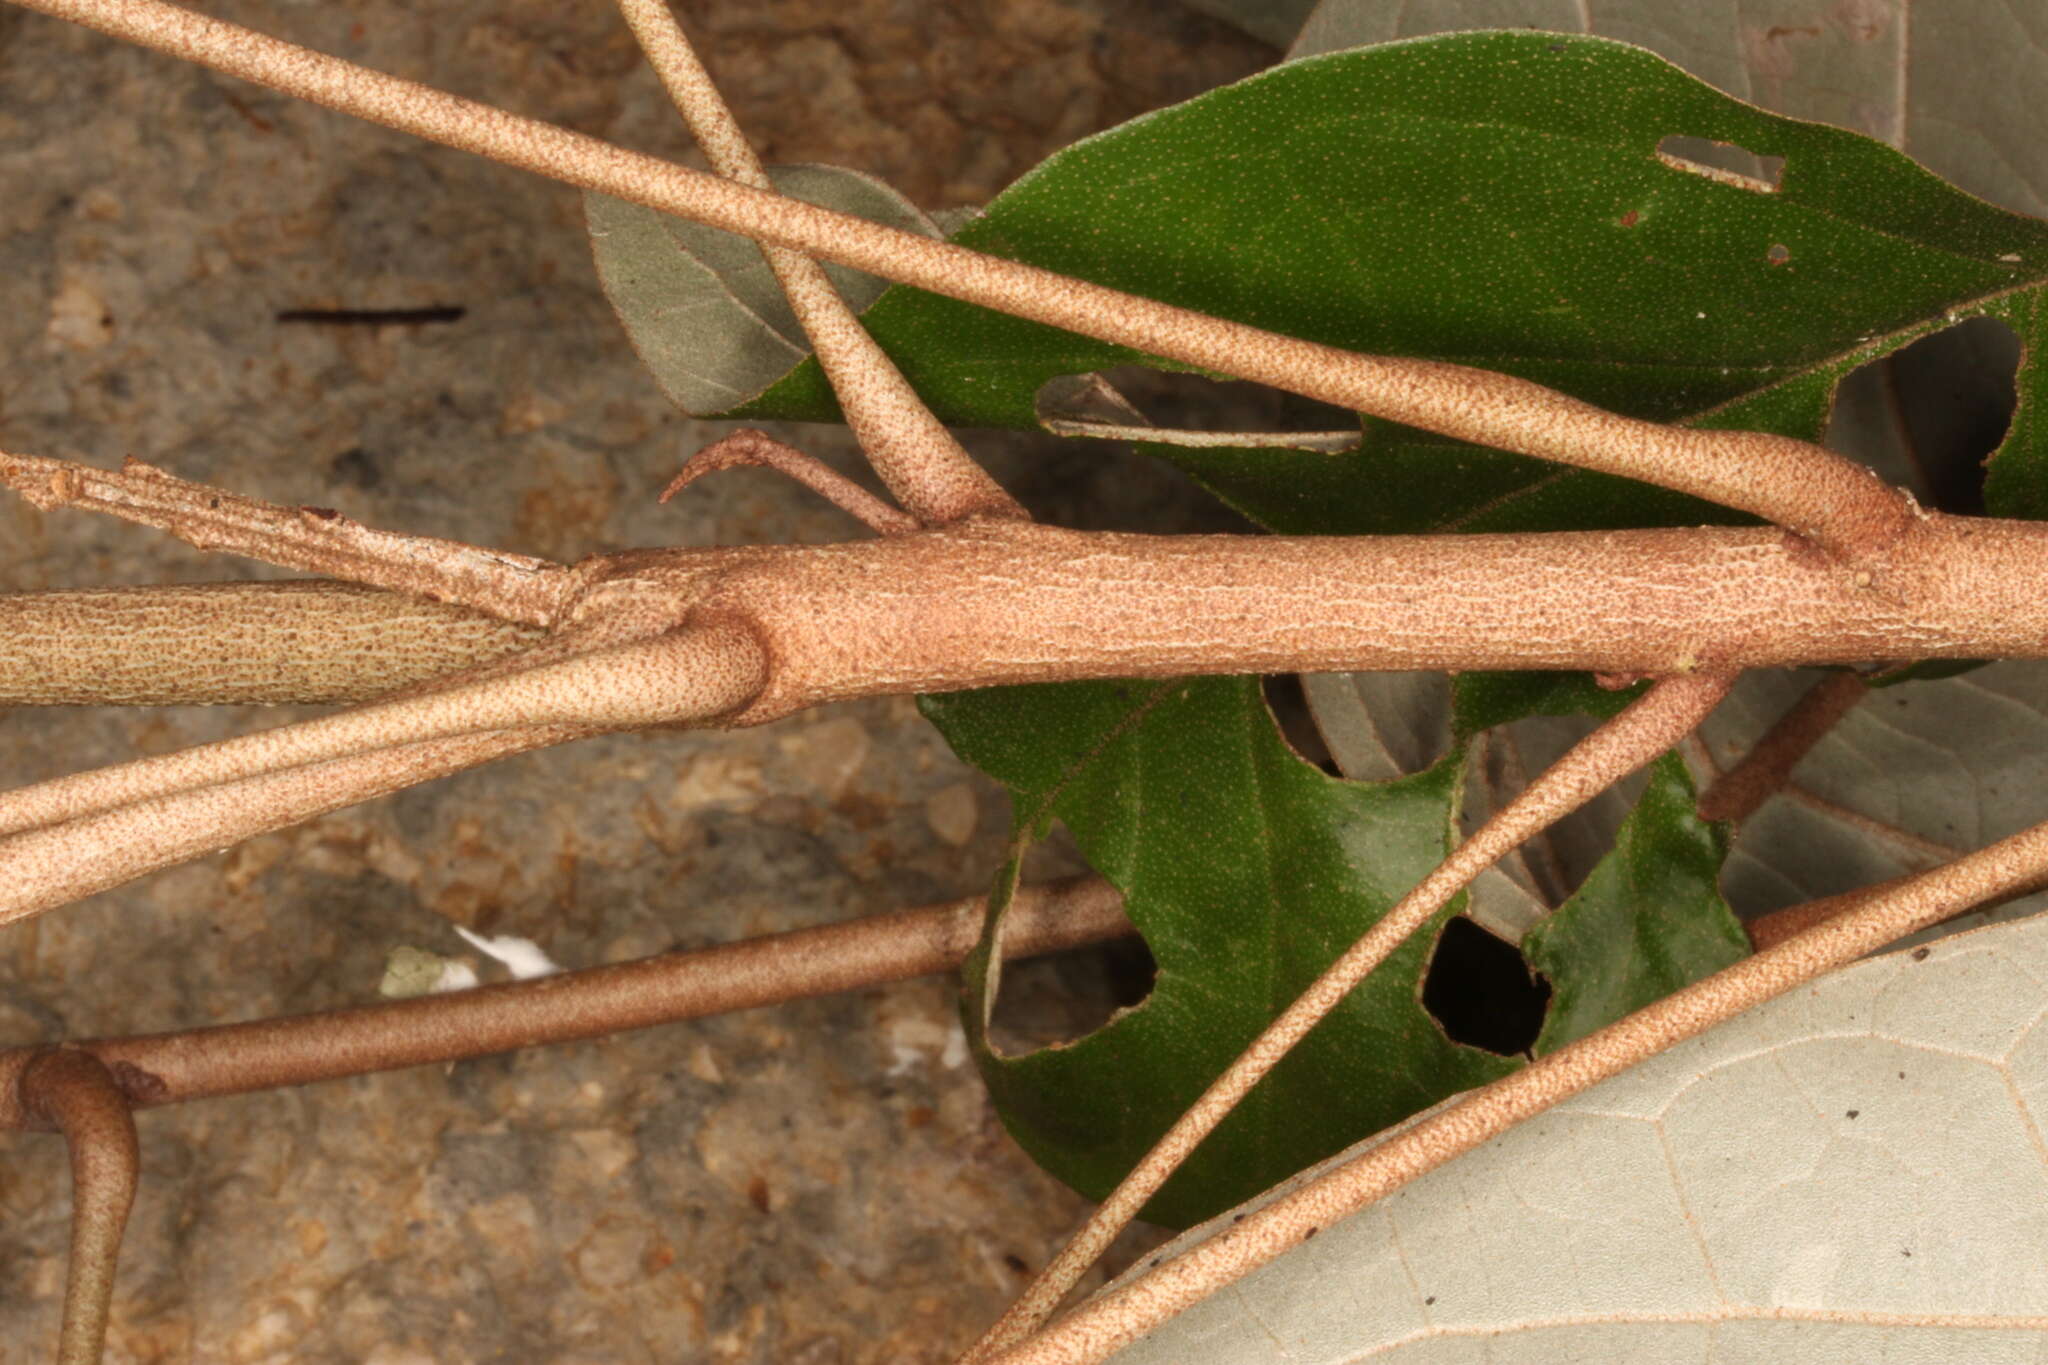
[1522,753,1747,1053]
[1290,0,2048,220]
[721,32,2048,1222]
[929,677,1516,1228]
[1286,1,2035,528]
[735,32,2048,528]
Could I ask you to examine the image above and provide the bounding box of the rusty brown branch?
[17,1048,139,1365]
[0,877,1127,1131]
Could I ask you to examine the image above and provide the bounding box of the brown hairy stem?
[9,0,1908,555]
[1697,670,1870,823]
[967,671,1733,1360]
[995,813,2048,1365]
[1744,864,2048,951]
[0,877,1127,1130]
[1744,880,1895,951]
[13,452,2048,724]
[8,475,2048,714]
[17,1049,139,1365]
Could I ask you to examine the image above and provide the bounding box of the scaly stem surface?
[0,580,541,706]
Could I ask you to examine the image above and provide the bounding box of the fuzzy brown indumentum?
[5,0,2048,1363]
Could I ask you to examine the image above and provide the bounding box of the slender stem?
[0,625,766,925]
[965,671,1732,1361]
[0,449,576,625]
[1744,879,1894,951]
[662,429,919,536]
[0,581,541,706]
[0,878,1127,1129]
[614,0,1023,525]
[992,810,2048,1365]
[0,723,591,927]
[1697,671,1869,823]
[7,0,1910,555]
[18,1048,139,1365]
[0,624,761,837]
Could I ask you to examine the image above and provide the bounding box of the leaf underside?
[1111,911,2048,1362]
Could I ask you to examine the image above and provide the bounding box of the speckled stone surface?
[0,3,1269,1360]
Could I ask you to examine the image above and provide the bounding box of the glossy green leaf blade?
[927,677,1515,1228]
[1522,752,1747,1054]
[736,33,2048,523]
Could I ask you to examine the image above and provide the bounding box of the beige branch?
[614,0,1022,526]
[8,0,1909,556]
[993,807,2048,1365]
[0,581,541,706]
[965,670,1732,1360]
[0,449,576,625]
[0,624,768,925]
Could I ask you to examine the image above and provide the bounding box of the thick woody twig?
[966,670,1733,1360]
[12,473,2048,716]
[17,1049,139,1365]
[0,877,1127,1130]
[7,0,1910,557]
[994,809,2048,1365]
[614,0,1023,526]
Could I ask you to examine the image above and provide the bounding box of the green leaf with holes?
[1522,752,1748,1054]
[929,677,1517,1228]
[708,31,2048,1221]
